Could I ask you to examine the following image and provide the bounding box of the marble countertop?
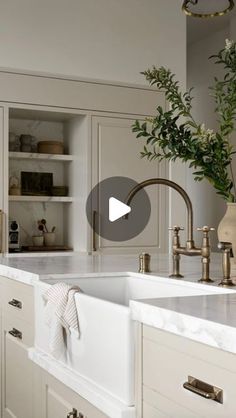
[131,292,236,353]
[0,251,232,284]
[2,252,236,354]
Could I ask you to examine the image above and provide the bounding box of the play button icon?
[86,176,151,242]
[109,197,131,222]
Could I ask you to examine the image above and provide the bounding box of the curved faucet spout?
[125,178,194,243]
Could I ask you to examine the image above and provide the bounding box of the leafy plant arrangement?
[38,219,56,234]
[132,39,236,202]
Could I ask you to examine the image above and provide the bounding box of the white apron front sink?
[34,273,231,407]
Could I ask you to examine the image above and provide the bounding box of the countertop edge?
[131,299,236,354]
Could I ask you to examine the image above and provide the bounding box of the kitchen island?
[0,253,236,418]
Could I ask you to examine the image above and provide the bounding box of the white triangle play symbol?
[109,197,131,222]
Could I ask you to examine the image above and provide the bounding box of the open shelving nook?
[7,106,89,254]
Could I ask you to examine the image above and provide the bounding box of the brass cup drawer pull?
[8,298,22,309]
[67,409,84,418]
[183,376,223,404]
[9,328,22,340]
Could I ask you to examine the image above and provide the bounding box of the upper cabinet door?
[91,116,168,253]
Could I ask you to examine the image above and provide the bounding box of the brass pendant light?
[182,0,235,18]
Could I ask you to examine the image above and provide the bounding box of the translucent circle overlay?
[86,176,151,242]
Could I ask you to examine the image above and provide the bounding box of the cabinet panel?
[2,314,34,418]
[143,402,169,418]
[143,326,236,418]
[41,371,108,418]
[0,107,5,210]
[92,116,167,252]
[0,71,165,117]
[143,386,198,418]
[47,387,74,418]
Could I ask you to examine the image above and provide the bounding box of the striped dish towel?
[43,282,82,359]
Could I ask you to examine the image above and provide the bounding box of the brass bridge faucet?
[125,178,214,283]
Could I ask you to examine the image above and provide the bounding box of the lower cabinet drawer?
[3,312,34,347]
[1,276,34,324]
[143,401,168,418]
[143,386,198,418]
[143,326,236,418]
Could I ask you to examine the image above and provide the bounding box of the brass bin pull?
[8,299,22,309]
[67,409,77,418]
[183,376,223,404]
[67,409,84,418]
[9,328,22,340]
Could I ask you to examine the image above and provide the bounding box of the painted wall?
[0,0,186,86]
[187,27,229,249]
[0,0,187,250]
[230,15,236,38]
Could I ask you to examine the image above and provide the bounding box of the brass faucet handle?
[169,226,184,234]
[218,241,233,257]
[197,226,215,236]
[218,241,232,252]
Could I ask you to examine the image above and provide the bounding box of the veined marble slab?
[0,264,39,284]
[131,292,236,354]
[0,252,232,285]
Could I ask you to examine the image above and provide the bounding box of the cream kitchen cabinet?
[0,276,34,418]
[34,367,108,418]
[91,116,168,254]
[0,69,173,256]
[137,324,236,418]
[0,275,108,418]
[2,314,34,418]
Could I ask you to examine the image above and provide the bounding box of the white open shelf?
[7,106,88,253]
[9,195,73,203]
[9,151,74,162]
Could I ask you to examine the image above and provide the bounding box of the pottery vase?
[218,203,236,262]
[44,232,55,246]
[32,235,44,246]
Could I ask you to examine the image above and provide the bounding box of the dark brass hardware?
[9,328,22,340]
[183,376,223,404]
[218,242,236,287]
[8,299,22,309]
[67,409,78,418]
[197,226,215,283]
[139,253,151,273]
[67,409,84,418]
[169,226,184,279]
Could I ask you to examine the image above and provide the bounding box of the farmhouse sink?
[34,273,232,407]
